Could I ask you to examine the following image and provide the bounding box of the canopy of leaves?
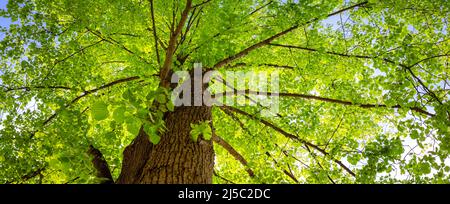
[0,0,449,183]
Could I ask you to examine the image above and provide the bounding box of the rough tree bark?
[116,0,208,183]
[116,105,214,184]
[117,68,215,184]
[115,0,215,184]
[88,145,114,184]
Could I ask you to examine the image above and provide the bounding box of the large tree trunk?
[116,105,215,184]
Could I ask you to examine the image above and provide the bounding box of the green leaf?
[158,103,167,112]
[3,0,450,184]
[146,91,156,101]
[122,89,135,102]
[59,156,70,163]
[166,101,175,112]
[91,101,109,121]
[347,154,361,165]
[155,93,166,104]
[444,166,450,172]
[106,131,116,140]
[190,121,212,142]
[113,106,126,123]
[202,125,212,140]
[411,130,419,139]
[143,123,161,144]
[136,108,149,119]
[190,129,200,142]
[149,132,161,145]
[126,117,142,136]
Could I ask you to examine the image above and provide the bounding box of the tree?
[0,0,449,184]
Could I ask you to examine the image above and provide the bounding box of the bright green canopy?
[0,0,449,183]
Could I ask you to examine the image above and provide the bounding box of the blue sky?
[0,0,10,26]
[0,0,11,40]
[0,0,9,81]
[0,0,348,38]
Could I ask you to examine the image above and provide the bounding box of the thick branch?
[37,76,139,131]
[179,6,203,51]
[43,40,104,81]
[212,134,255,178]
[304,145,336,184]
[265,152,299,183]
[211,1,368,69]
[192,0,213,8]
[6,166,46,184]
[408,54,450,68]
[88,145,114,184]
[269,43,446,105]
[185,0,274,58]
[269,43,375,59]
[248,1,273,16]
[226,62,294,69]
[4,85,73,93]
[160,0,193,87]
[212,25,298,69]
[213,90,435,117]
[70,76,140,106]
[146,27,168,50]
[149,0,161,66]
[86,28,151,64]
[405,67,443,105]
[222,106,356,177]
[213,171,235,184]
[21,167,46,182]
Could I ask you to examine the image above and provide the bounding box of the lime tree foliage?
[0,0,449,184]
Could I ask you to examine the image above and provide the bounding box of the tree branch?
[212,134,255,178]
[211,1,368,69]
[248,1,273,16]
[213,170,235,184]
[43,40,104,81]
[213,90,435,117]
[226,62,294,69]
[269,43,447,105]
[178,6,203,52]
[6,166,46,184]
[185,0,274,58]
[32,76,140,137]
[265,152,299,183]
[269,43,375,59]
[86,28,151,64]
[408,54,450,69]
[64,176,80,184]
[3,85,73,93]
[160,0,193,87]
[149,0,161,66]
[325,112,346,150]
[276,144,310,169]
[87,145,114,184]
[405,67,443,105]
[192,0,213,8]
[222,106,356,177]
[304,144,336,184]
[146,27,168,50]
